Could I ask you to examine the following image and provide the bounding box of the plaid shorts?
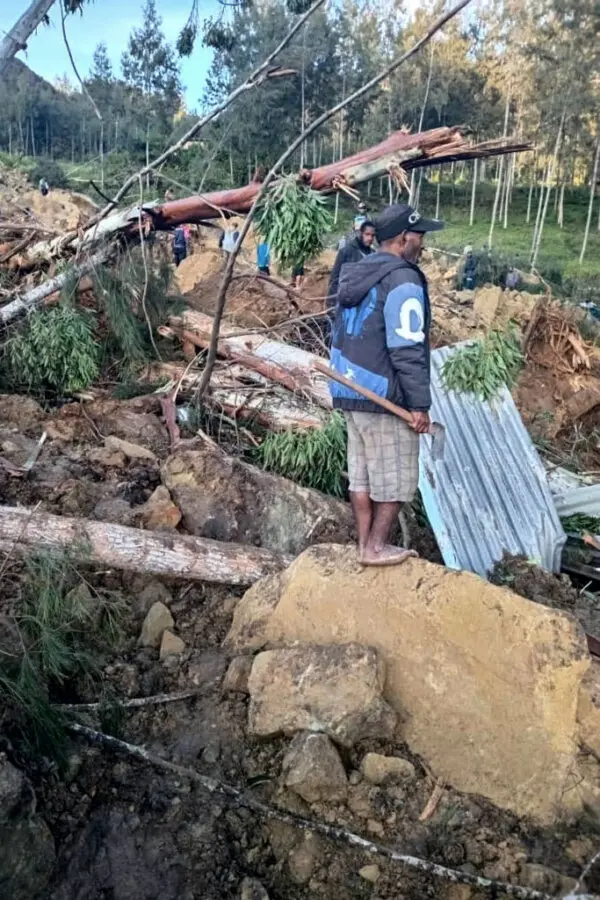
[344,411,420,503]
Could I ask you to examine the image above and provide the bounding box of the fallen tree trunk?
[12,128,531,270]
[168,309,332,410]
[144,361,325,430]
[0,506,289,585]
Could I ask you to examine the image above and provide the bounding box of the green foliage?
[0,552,127,764]
[93,251,182,373]
[257,176,333,271]
[561,513,600,535]
[254,412,347,497]
[441,327,524,402]
[5,299,99,396]
[27,158,68,190]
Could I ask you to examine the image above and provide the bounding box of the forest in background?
[0,0,599,282]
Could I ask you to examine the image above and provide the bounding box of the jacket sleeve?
[328,246,349,299]
[383,270,431,411]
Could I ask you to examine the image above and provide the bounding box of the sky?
[1,0,426,110]
[0,0,220,110]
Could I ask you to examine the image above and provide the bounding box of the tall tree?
[121,0,182,172]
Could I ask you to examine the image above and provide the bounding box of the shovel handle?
[313,360,415,426]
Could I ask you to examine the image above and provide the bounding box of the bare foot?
[359,545,418,567]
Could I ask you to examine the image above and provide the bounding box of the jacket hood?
[337,252,411,308]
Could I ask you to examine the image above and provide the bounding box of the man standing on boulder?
[329,203,444,566]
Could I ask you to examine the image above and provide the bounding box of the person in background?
[506,266,521,290]
[329,203,444,567]
[164,187,175,202]
[328,220,376,300]
[353,201,369,231]
[257,242,271,275]
[291,261,305,291]
[182,224,192,254]
[39,178,49,197]
[221,228,240,259]
[172,226,188,267]
[459,245,478,290]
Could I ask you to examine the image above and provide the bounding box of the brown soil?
[5,570,594,900]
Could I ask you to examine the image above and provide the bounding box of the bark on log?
[144,361,325,430]
[0,506,290,585]
[168,309,332,410]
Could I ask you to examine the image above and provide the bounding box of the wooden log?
[0,506,290,586]
[168,309,332,410]
[144,361,325,430]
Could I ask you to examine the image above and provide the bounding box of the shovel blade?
[428,422,446,462]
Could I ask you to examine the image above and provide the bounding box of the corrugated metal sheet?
[553,484,600,519]
[418,345,566,576]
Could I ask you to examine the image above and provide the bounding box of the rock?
[228,544,590,824]
[359,864,381,883]
[105,435,158,462]
[136,581,173,616]
[518,863,576,895]
[347,783,375,818]
[92,497,135,526]
[247,644,396,748]
[282,732,348,803]
[0,394,43,431]
[367,818,384,836]
[159,629,185,660]
[140,601,174,648]
[223,656,253,694]
[578,661,600,757]
[87,446,127,468]
[0,758,55,900]
[240,876,269,900]
[362,753,416,785]
[66,582,99,626]
[162,447,354,556]
[288,833,321,885]
[139,485,181,531]
[0,756,25,821]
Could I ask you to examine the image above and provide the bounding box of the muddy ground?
[3,565,597,900]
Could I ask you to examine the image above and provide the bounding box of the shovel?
[313,360,446,462]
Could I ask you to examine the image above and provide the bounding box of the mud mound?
[175,248,223,294]
[20,188,96,232]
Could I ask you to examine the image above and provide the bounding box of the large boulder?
[227,545,590,824]
[162,448,354,556]
[247,644,396,747]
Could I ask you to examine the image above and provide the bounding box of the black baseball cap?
[374,203,445,242]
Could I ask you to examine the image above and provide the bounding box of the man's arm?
[383,272,431,411]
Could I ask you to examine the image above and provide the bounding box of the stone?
[359,864,381,883]
[518,863,576,895]
[160,629,185,660]
[140,601,174,648]
[240,876,269,900]
[162,447,354,556]
[227,544,590,824]
[362,753,416,785]
[282,732,348,803]
[347,784,375,819]
[247,644,396,748]
[92,497,134,526]
[66,582,99,627]
[0,758,55,900]
[367,819,384,836]
[223,656,253,694]
[105,435,158,461]
[288,833,321,885]
[0,756,25,821]
[87,446,127,468]
[136,581,173,616]
[577,661,600,757]
[139,485,182,531]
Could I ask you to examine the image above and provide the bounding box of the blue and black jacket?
[329,252,431,413]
